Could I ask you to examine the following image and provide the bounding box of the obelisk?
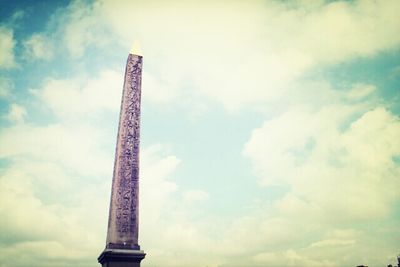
[98,45,146,267]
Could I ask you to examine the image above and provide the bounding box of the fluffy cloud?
[244,106,400,221]
[5,103,27,123]
[0,120,183,267]
[36,0,400,111]
[1,123,112,177]
[95,0,400,111]
[0,26,16,68]
[61,1,113,58]
[346,83,376,100]
[0,159,107,266]
[207,104,397,267]
[23,34,54,60]
[31,70,122,119]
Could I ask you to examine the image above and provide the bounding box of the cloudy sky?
[1,0,400,266]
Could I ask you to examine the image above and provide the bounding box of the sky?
[0,0,400,266]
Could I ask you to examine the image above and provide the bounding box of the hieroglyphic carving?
[106,54,142,250]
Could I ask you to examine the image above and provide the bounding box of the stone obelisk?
[98,46,145,267]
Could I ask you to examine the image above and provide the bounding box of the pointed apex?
[130,40,142,56]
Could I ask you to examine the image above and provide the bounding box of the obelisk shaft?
[106,53,143,250]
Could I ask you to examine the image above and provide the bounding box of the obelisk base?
[98,249,145,267]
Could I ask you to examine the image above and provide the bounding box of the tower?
[98,51,145,267]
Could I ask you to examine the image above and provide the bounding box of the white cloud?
[142,71,181,105]
[182,190,209,203]
[310,238,356,248]
[36,0,400,112]
[61,1,112,58]
[140,144,180,225]
[5,103,27,123]
[0,120,183,266]
[23,34,54,60]
[0,122,113,177]
[32,70,122,119]
[0,166,71,243]
[253,249,330,267]
[0,26,16,68]
[244,106,400,223]
[95,0,400,111]
[0,241,93,267]
[346,83,376,100]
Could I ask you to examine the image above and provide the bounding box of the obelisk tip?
[130,40,142,56]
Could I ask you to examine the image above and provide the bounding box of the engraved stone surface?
[105,54,143,250]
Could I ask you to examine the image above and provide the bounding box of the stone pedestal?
[98,249,146,267]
